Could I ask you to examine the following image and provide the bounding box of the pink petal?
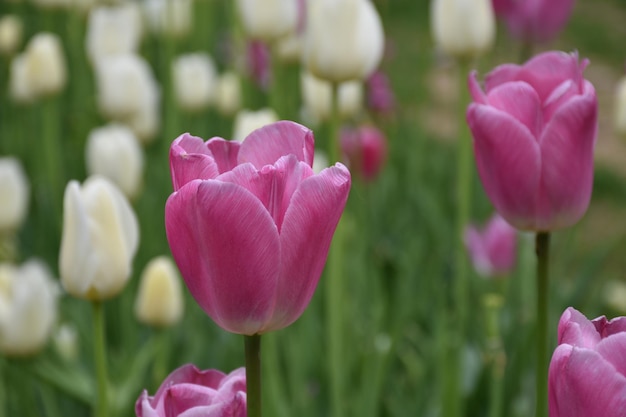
[484,63,522,92]
[466,104,541,230]
[595,316,626,338]
[165,180,280,335]
[262,163,351,332]
[485,81,543,138]
[538,85,597,230]
[163,384,220,415]
[558,307,602,348]
[177,393,247,417]
[516,51,581,102]
[152,365,225,404]
[464,226,493,277]
[170,134,221,191]
[468,71,487,104]
[596,333,626,378]
[238,121,315,169]
[205,138,241,173]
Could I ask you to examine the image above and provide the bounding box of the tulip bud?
[0,15,23,56]
[143,0,193,39]
[53,323,79,361]
[85,4,143,63]
[236,0,298,43]
[59,176,139,301]
[8,54,34,104]
[215,71,242,116]
[172,53,217,112]
[303,0,385,83]
[0,157,29,233]
[23,32,67,97]
[232,108,279,142]
[430,0,496,59]
[301,71,364,124]
[464,214,517,278]
[85,124,144,199]
[614,75,626,137]
[0,260,59,356]
[340,125,387,181]
[134,256,184,327]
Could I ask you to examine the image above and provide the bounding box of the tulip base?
[245,334,262,417]
[535,232,550,417]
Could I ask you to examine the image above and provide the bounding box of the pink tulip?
[492,0,575,42]
[548,307,626,417]
[340,125,387,182]
[464,213,517,278]
[136,364,246,417]
[246,40,271,90]
[366,70,395,115]
[165,121,351,335]
[466,51,598,231]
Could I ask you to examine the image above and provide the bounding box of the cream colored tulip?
[8,54,34,104]
[134,256,184,327]
[232,108,279,142]
[0,260,59,356]
[614,76,626,137]
[0,157,29,233]
[59,176,139,301]
[300,71,363,124]
[53,323,79,361]
[172,53,217,112]
[215,71,242,116]
[23,32,67,97]
[143,0,193,38]
[430,0,495,59]
[303,0,384,83]
[236,0,298,43]
[85,124,144,199]
[86,4,143,63]
[0,15,23,56]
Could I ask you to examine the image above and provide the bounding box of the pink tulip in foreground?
[136,364,246,417]
[548,307,626,417]
[166,121,351,335]
[492,0,575,43]
[464,214,516,278]
[467,51,598,231]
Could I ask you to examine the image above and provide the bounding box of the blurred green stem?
[269,48,283,117]
[484,294,505,417]
[41,97,63,232]
[92,301,109,417]
[245,335,262,417]
[535,232,550,417]
[152,328,171,389]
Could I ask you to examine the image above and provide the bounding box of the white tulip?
[300,71,363,124]
[59,176,139,301]
[23,32,67,97]
[172,53,217,112]
[0,260,59,356]
[0,15,23,56]
[303,0,384,83]
[431,0,495,59]
[215,71,242,116]
[276,32,303,63]
[0,157,29,233]
[614,76,626,137]
[126,100,160,144]
[9,54,35,104]
[53,323,79,361]
[86,4,143,63]
[134,256,183,327]
[312,150,329,175]
[232,108,279,142]
[236,0,298,43]
[142,0,193,38]
[85,124,144,199]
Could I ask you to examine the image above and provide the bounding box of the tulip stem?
[535,232,550,417]
[92,301,109,417]
[245,334,262,417]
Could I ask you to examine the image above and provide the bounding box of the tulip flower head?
[236,0,298,43]
[549,307,626,417]
[0,15,23,56]
[467,51,598,231]
[492,0,574,43]
[614,73,626,138]
[85,4,143,63]
[136,364,246,417]
[134,256,184,328]
[59,176,139,301]
[172,53,217,112]
[0,157,30,233]
[464,214,517,278]
[340,125,387,182]
[165,121,351,335]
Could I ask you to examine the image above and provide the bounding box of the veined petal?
[205,138,241,173]
[516,51,582,101]
[538,86,597,230]
[595,316,626,338]
[596,333,626,378]
[238,121,315,169]
[484,63,521,92]
[467,104,541,230]
[151,365,225,404]
[165,180,280,335]
[263,163,351,332]
[170,133,221,191]
[485,81,542,138]
[558,307,602,347]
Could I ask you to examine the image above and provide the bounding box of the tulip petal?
[467,104,541,230]
[597,316,626,338]
[165,180,280,335]
[485,81,543,138]
[596,333,626,377]
[152,365,225,404]
[549,344,626,417]
[539,84,597,230]
[205,138,241,173]
[170,133,221,191]
[484,63,521,92]
[468,71,487,104]
[515,51,582,101]
[558,307,602,348]
[163,384,220,415]
[263,163,351,332]
[238,121,315,169]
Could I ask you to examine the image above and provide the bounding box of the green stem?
[328,83,341,164]
[245,334,262,417]
[92,301,109,417]
[152,328,171,390]
[269,47,283,117]
[535,232,550,417]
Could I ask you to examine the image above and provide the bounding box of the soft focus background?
[1,0,625,416]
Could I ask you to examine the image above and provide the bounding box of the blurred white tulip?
[0,157,29,233]
[430,0,495,59]
[276,32,303,63]
[86,124,144,199]
[236,0,298,43]
[312,150,329,175]
[303,0,384,83]
[300,71,363,124]
[232,108,279,141]
[614,75,626,137]
[8,54,34,104]
[215,71,242,116]
[53,323,79,361]
[142,0,193,38]
[0,15,23,56]
[0,260,59,356]
[59,176,139,301]
[86,3,143,63]
[23,32,67,97]
[134,256,184,327]
[172,53,217,112]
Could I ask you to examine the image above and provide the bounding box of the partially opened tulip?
[492,0,574,43]
[136,364,246,417]
[464,214,517,278]
[165,121,351,335]
[467,51,598,232]
[549,307,626,417]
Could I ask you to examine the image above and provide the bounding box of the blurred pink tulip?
[136,364,246,417]
[548,307,626,417]
[340,125,387,182]
[466,51,597,231]
[246,40,271,90]
[366,70,395,115]
[165,121,351,335]
[492,0,575,42]
[464,214,517,278]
